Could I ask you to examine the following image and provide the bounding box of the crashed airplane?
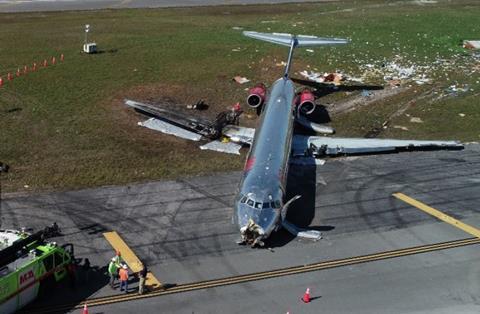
[125,31,463,247]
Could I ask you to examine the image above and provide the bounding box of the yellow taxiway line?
[103,231,162,289]
[393,192,480,238]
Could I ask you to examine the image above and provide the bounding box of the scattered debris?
[306,49,314,53]
[233,76,250,84]
[186,100,208,110]
[276,61,286,67]
[361,90,372,97]
[410,117,423,123]
[299,70,344,85]
[444,84,470,97]
[231,26,243,30]
[393,125,409,131]
[231,48,241,52]
[459,113,466,117]
[463,40,480,50]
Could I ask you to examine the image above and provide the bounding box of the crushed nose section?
[239,218,265,247]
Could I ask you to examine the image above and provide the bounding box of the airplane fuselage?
[233,77,296,244]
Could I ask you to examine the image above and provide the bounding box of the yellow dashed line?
[393,193,480,238]
[103,231,161,289]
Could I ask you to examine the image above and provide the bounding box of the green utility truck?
[0,227,73,314]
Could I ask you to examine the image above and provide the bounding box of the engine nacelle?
[247,83,266,109]
[297,89,316,115]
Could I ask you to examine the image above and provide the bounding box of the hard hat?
[111,257,116,262]
[122,264,127,269]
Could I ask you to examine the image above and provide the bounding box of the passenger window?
[247,199,254,207]
[43,254,54,271]
[270,201,276,208]
[255,202,262,209]
[274,200,281,208]
[262,203,270,209]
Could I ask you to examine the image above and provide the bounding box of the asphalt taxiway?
[3,144,480,313]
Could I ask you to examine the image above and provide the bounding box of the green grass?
[0,0,479,192]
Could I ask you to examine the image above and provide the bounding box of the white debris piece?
[463,40,480,50]
[393,125,409,131]
[200,141,242,155]
[410,117,423,123]
[138,118,202,141]
[233,76,250,84]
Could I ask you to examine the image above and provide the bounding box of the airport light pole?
[84,24,90,44]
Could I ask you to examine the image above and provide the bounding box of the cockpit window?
[247,199,254,207]
[270,201,276,208]
[254,202,262,209]
[262,203,270,209]
[240,195,247,203]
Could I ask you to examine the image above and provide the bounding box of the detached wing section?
[292,135,463,157]
[125,99,248,155]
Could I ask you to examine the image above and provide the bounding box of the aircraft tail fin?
[242,31,349,47]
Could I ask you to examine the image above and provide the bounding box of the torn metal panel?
[199,141,242,155]
[222,125,255,145]
[292,135,463,156]
[138,118,202,141]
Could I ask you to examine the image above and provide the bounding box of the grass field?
[0,0,479,192]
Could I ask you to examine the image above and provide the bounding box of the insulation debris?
[200,141,242,155]
[138,118,202,141]
[233,76,250,84]
[299,70,344,85]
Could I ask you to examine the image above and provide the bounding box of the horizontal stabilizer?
[292,135,463,156]
[243,31,349,47]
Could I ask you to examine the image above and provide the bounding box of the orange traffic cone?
[0,77,3,87]
[302,287,311,303]
[83,303,89,314]
[16,68,21,77]
[7,72,12,81]
[43,59,48,67]
[52,56,56,65]
[32,62,37,71]
[24,65,28,74]
[60,53,64,62]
